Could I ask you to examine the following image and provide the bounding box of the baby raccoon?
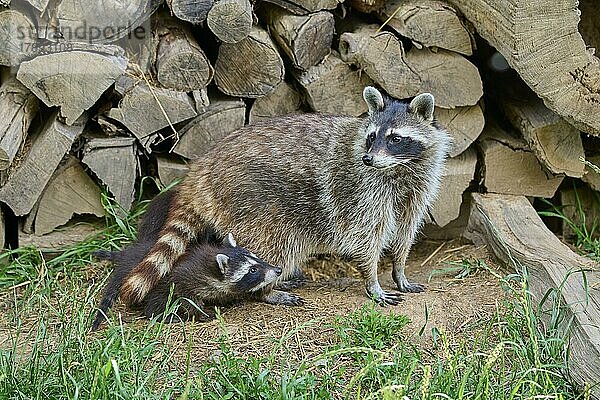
[91,233,282,330]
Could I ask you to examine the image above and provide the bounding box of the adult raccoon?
[120,87,450,306]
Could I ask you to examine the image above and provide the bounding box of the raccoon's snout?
[362,154,374,166]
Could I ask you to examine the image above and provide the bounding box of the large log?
[295,52,373,116]
[339,25,482,107]
[379,0,472,56]
[435,104,484,158]
[82,137,137,212]
[0,111,84,216]
[479,122,564,198]
[173,96,246,159]
[430,148,477,227]
[107,78,197,143]
[0,9,36,66]
[154,16,213,91]
[501,91,585,178]
[0,78,39,170]
[214,26,285,98]
[168,0,214,24]
[17,49,127,125]
[249,81,303,123]
[207,0,253,43]
[33,156,105,235]
[265,8,334,70]
[446,0,600,136]
[465,193,600,398]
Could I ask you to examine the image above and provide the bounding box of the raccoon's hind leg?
[359,256,403,306]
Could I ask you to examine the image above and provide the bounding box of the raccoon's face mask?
[362,88,435,169]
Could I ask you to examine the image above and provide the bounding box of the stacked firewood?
[0,0,599,249]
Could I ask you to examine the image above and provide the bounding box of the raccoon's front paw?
[366,285,403,306]
[263,290,304,306]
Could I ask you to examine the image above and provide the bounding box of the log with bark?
[465,193,600,398]
[168,0,214,24]
[214,26,285,97]
[154,15,214,91]
[262,0,341,14]
[32,156,105,235]
[379,0,472,55]
[0,111,85,216]
[173,96,246,159]
[82,137,137,212]
[207,0,253,43]
[295,52,373,116]
[0,78,39,171]
[264,8,334,70]
[17,49,127,125]
[478,122,564,198]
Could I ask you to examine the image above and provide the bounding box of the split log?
[261,0,340,14]
[500,91,585,178]
[478,122,563,198]
[435,104,484,158]
[207,0,253,44]
[168,0,214,24]
[249,81,303,123]
[192,88,210,111]
[107,78,197,142]
[339,25,482,107]
[0,78,39,170]
[405,47,482,108]
[157,155,189,187]
[295,52,373,116]
[0,9,37,66]
[582,156,600,192]
[42,0,161,44]
[430,148,477,227]
[339,26,420,100]
[0,111,84,216]
[17,50,127,125]
[154,16,213,91]
[560,186,600,240]
[0,206,4,248]
[446,0,600,136]
[379,0,472,56]
[33,156,104,235]
[465,193,600,396]
[82,137,137,212]
[173,97,245,159]
[265,8,334,70]
[214,26,285,97]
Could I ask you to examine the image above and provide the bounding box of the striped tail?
[120,212,198,304]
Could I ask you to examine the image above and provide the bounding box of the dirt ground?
[96,239,508,364]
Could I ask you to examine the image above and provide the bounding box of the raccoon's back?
[182,114,360,235]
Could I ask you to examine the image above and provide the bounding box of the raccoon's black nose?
[274,267,282,276]
[362,154,374,166]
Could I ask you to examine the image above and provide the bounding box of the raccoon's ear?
[215,254,229,275]
[223,233,237,248]
[408,93,435,122]
[363,86,384,114]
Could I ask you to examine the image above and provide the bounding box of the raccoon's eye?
[390,136,402,143]
[249,267,258,274]
[368,132,376,142]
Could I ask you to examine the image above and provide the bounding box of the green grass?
[0,187,591,399]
